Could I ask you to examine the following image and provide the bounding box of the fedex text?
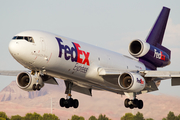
[56,37,90,66]
[154,49,165,61]
[137,78,144,84]
[73,63,88,73]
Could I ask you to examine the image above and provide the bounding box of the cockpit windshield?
[12,36,34,43]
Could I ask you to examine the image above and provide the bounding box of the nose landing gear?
[32,84,41,91]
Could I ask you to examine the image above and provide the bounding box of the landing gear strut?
[31,71,43,91]
[59,82,79,109]
[124,93,143,109]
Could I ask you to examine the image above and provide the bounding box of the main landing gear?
[124,93,143,109]
[59,94,79,108]
[59,82,79,109]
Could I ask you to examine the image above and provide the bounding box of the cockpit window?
[17,36,23,39]
[12,36,34,43]
[12,36,17,39]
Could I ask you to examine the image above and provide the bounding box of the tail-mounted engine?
[129,39,170,69]
[16,72,44,91]
[118,72,145,92]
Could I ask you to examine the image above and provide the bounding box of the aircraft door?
[40,37,46,52]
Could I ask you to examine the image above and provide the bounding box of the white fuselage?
[9,30,146,93]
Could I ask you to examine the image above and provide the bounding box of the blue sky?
[0,1,180,97]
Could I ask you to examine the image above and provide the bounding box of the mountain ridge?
[0,80,180,120]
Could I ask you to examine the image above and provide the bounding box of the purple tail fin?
[146,7,170,45]
[146,7,171,58]
[138,7,171,70]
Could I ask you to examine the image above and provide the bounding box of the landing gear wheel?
[69,98,73,107]
[124,98,144,109]
[73,99,79,108]
[33,84,36,91]
[129,104,134,109]
[59,98,79,109]
[36,84,41,91]
[32,84,41,91]
[124,98,130,108]
[65,104,69,108]
[60,98,65,107]
[138,100,143,109]
[133,99,139,108]
[60,82,79,109]
[65,99,70,108]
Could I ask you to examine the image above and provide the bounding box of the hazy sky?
[0,1,180,97]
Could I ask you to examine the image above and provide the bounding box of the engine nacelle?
[129,39,170,68]
[118,72,145,92]
[16,72,44,91]
[129,39,150,58]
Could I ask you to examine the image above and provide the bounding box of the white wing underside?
[97,68,180,97]
[98,68,180,78]
[1,69,180,96]
[98,68,180,86]
[0,70,58,85]
[0,70,26,76]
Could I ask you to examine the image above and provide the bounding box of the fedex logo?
[154,49,165,61]
[56,37,90,66]
[137,78,144,84]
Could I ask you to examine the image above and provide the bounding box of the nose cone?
[9,40,25,63]
[9,40,29,67]
[9,40,19,57]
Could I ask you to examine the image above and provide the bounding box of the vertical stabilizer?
[129,7,171,70]
[146,7,170,46]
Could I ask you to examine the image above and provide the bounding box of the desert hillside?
[0,80,180,120]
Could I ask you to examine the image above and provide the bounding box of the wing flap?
[65,81,92,96]
[41,75,58,85]
[71,85,92,96]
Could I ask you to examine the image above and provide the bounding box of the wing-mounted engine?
[118,72,145,92]
[16,72,44,91]
[129,39,170,69]
[16,71,58,91]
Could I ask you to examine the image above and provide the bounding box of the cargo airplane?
[2,7,180,109]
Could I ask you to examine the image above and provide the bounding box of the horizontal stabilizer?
[171,78,180,86]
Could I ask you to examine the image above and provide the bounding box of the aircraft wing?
[0,70,25,76]
[141,71,180,86]
[141,71,180,77]
[98,68,126,76]
[0,70,58,85]
[98,68,180,86]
